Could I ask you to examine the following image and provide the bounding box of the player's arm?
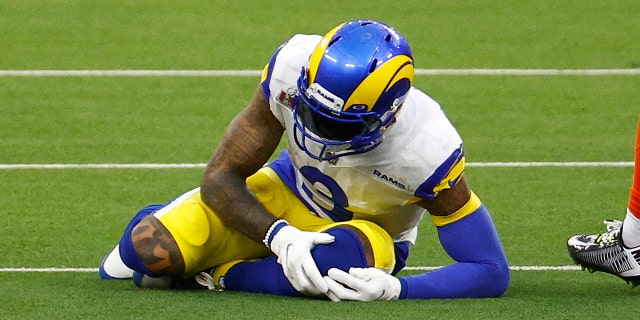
[417,174,472,216]
[200,84,334,296]
[325,175,510,300]
[200,85,283,240]
[406,175,510,298]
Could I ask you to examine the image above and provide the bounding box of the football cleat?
[567,220,640,288]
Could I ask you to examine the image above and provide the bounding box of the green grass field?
[2,0,640,319]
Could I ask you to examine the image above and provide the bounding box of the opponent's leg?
[202,220,396,297]
[567,116,640,287]
[622,117,640,247]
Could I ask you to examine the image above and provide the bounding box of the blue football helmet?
[294,19,415,161]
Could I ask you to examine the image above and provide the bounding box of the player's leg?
[201,219,396,297]
[567,116,640,287]
[99,203,165,279]
[100,166,309,289]
[120,214,196,289]
[193,166,400,297]
[622,116,640,247]
[109,189,199,288]
[102,187,270,289]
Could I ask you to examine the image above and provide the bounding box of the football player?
[100,19,510,300]
[567,116,640,287]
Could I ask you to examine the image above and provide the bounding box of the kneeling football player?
[100,166,397,297]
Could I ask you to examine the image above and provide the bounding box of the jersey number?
[299,166,353,221]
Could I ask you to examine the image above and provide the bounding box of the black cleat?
[567,220,640,288]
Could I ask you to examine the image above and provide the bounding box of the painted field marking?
[1,69,640,77]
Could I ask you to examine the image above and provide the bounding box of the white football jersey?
[261,34,465,243]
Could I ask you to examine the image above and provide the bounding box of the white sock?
[101,244,134,278]
[622,209,640,248]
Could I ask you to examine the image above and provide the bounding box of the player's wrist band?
[263,219,289,247]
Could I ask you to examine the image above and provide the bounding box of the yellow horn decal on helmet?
[344,55,414,112]
[307,23,345,85]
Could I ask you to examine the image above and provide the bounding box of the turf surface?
[2,1,639,318]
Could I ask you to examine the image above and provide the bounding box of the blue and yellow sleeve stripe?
[430,191,482,227]
[415,144,465,199]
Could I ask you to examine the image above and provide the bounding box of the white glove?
[324,267,401,301]
[267,222,335,296]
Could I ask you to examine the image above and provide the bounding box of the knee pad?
[315,220,396,274]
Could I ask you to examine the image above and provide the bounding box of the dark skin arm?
[416,175,472,216]
[200,85,285,243]
[131,85,281,276]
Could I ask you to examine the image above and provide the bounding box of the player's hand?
[324,267,401,301]
[268,224,335,296]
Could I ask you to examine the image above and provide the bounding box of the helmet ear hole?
[369,59,378,73]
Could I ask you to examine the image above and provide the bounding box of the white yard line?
[0,265,582,272]
[0,162,633,170]
[1,69,640,77]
